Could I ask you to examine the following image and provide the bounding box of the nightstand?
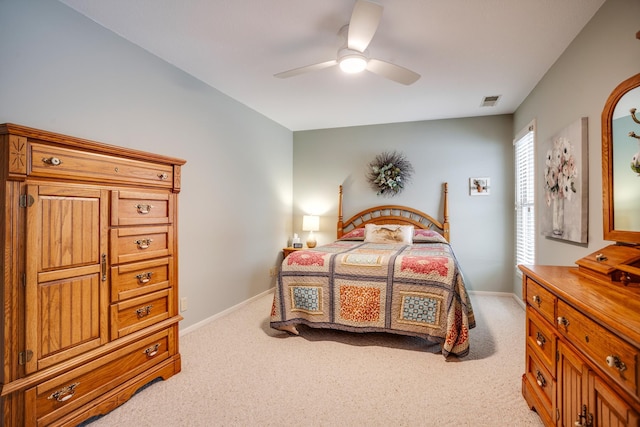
[283,247,304,258]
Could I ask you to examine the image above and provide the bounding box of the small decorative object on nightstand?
[302,215,319,248]
[291,233,303,248]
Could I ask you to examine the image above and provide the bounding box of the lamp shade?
[302,215,319,232]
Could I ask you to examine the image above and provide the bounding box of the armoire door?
[25,184,109,374]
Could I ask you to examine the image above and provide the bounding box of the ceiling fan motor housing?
[338,48,368,73]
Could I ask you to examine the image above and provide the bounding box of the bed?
[270,183,475,358]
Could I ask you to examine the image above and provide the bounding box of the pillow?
[364,224,413,244]
[413,229,448,243]
[339,228,365,240]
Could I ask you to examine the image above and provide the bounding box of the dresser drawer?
[525,346,556,422]
[526,309,557,377]
[110,225,172,264]
[110,289,172,339]
[525,277,556,325]
[110,257,173,303]
[111,190,174,226]
[557,299,638,399]
[29,143,174,188]
[25,328,171,426]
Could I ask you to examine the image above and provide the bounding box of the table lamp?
[302,215,319,248]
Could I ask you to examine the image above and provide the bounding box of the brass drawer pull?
[101,253,107,282]
[42,156,62,166]
[557,316,570,327]
[135,204,154,214]
[136,304,153,319]
[135,271,153,284]
[532,295,541,305]
[535,331,546,347]
[535,370,546,388]
[47,382,79,402]
[144,343,161,358]
[158,172,169,180]
[605,355,627,372]
[134,238,153,249]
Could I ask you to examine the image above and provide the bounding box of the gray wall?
[0,0,293,330]
[513,0,640,296]
[293,115,515,293]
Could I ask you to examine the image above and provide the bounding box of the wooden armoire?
[0,123,185,426]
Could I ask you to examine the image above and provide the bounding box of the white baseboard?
[467,290,512,297]
[179,287,275,337]
[467,290,525,311]
[512,294,526,310]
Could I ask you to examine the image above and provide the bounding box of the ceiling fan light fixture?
[339,55,368,73]
[275,1,420,84]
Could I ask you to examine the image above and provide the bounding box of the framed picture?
[541,117,588,243]
[469,177,490,196]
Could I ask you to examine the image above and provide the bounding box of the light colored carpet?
[86,292,544,426]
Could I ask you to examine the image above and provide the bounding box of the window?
[514,121,536,267]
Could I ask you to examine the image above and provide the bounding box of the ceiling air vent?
[481,95,501,107]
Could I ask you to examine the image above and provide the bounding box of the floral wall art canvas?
[542,117,589,243]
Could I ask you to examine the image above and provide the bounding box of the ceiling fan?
[274,0,421,85]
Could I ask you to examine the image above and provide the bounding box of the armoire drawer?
[110,257,173,303]
[557,299,638,398]
[110,225,173,264]
[526,309,557,376]
[29,143,174,188]
[111,190,174,226]
[25,328,171,426]
[110,289,172,340]
[525,277,556,325]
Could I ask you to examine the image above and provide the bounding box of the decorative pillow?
[413,229,448,243]
[339,228,365,240]
[364,224,414,244]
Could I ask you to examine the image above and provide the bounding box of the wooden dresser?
[520,264,640,426]
[0,124,185,426]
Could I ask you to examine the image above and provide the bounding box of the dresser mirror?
[602,72,640,244]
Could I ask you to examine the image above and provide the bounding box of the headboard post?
[442,182,450,241]
[337,185,344,237]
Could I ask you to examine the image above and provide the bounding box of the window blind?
[514,124,535,267]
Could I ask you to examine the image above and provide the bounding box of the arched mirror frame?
[602,72,640,244]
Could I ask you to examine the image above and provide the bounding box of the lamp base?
[306,238,317,248]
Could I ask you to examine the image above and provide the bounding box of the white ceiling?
[58,0,605,131]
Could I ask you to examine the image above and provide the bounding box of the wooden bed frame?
[336,182,450,242]
[274,182,474,353]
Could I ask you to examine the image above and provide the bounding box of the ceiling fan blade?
[274,60,338,79]
[367,59,421,85]
[347,0,383,53]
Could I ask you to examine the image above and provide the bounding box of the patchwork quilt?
[270,240,475,357]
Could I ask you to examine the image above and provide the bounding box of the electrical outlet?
[269,267,278,277]
[180,297,188,312]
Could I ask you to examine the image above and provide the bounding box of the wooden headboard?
[336,182,450,242]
